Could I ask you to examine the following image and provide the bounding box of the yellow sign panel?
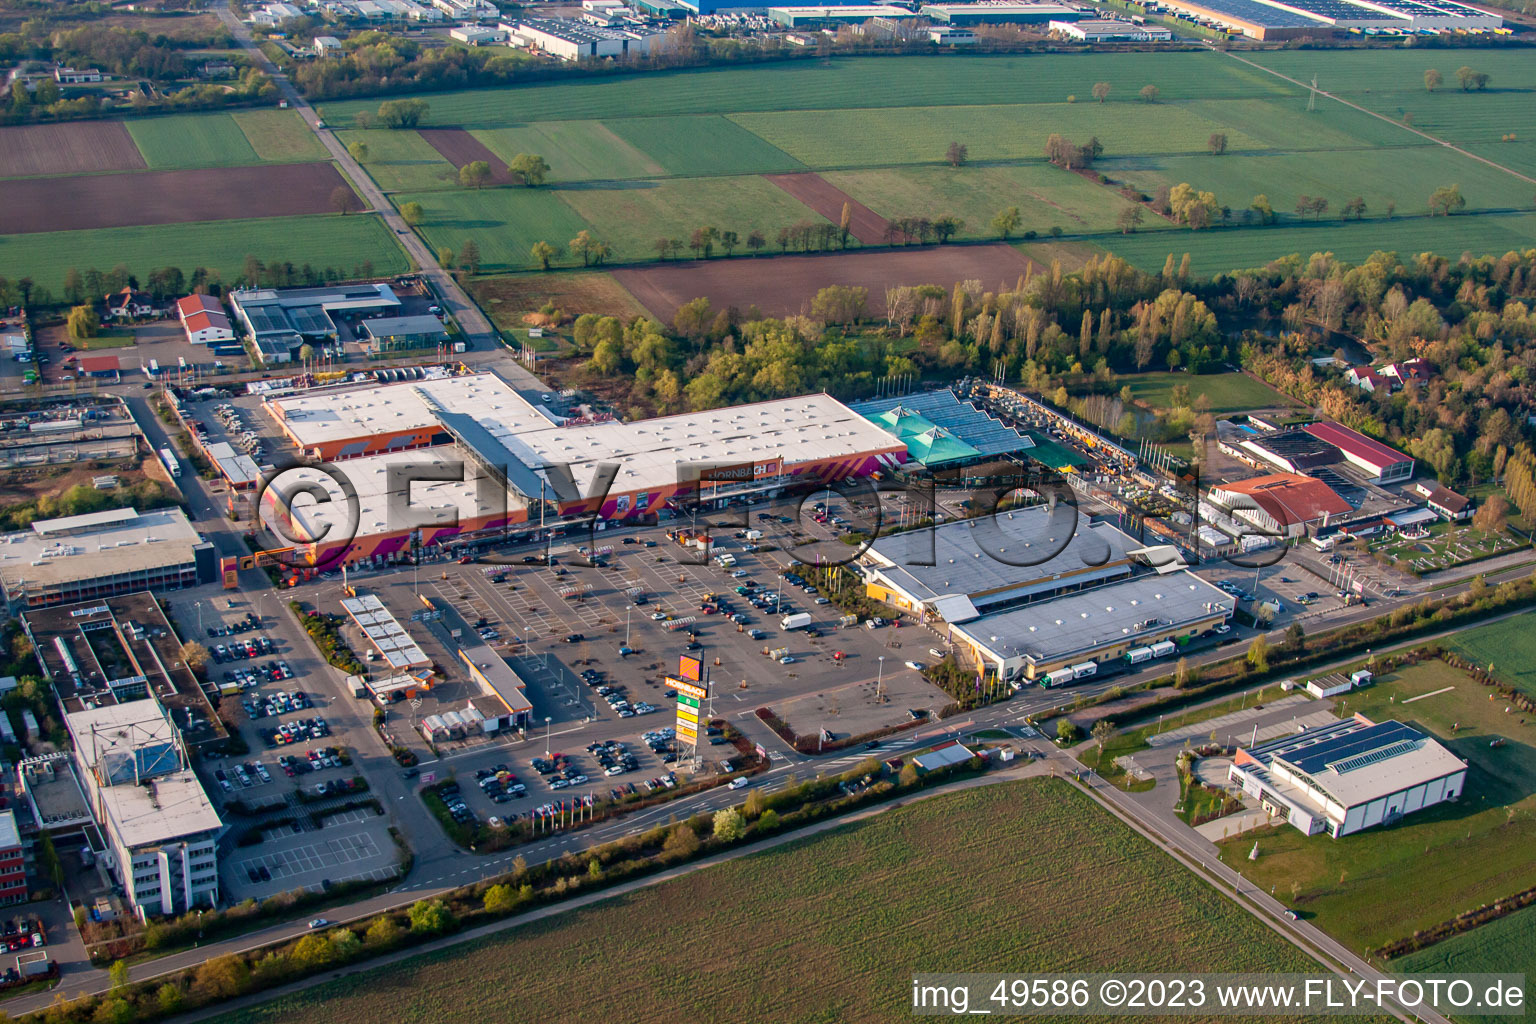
[676,706,698,726]
[676,724,697,743]
[666,676,708,700]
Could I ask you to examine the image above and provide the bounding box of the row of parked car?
[213,636,275,662]
[242,688,311,720]
[434,781,479,828]
[213,761,272,792]
[207,612,261,639]
[263,717,331,747]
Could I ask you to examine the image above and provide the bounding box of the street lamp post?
[544,715,553,758]
[876,656,885,703]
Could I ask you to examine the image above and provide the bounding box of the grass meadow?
[1443,611,1536,698]
[1121,371,1292,413]
[471,121,665,181]
[230,109,330,163]
[603,115,806,176]
[1216,660,1536,953]
[394,187,591,271]
[825,163,1154,238]
[208,779,1388,1024]
[337,129,459,191]
[1393,906,1536,1023]
[0,213,410,296]
[126,112,259,168]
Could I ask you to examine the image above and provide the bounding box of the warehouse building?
[228,283,402,365]
[948,572,1231,684]
[258,446,526,568]
[1157,0,1330,37]
[1051,16,1172,37]
[1301,422,1414,484]
[175,295,236,347]
[507,17,666,59]
[767,4,913,24]
[1207,473,1352,539]
[359,315,450,355]
[1228,715,1466,838]
[67,700,222,919]
[1235,428,1343,475]
[0,508,216,609]
[266,373,906,521]
[857,506,1141,621]
[920,0,1084,22]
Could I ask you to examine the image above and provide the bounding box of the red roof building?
[175,294,235,346]
[1209,472,1353,538]
[77,355,121,378]
[1301,422,1414,483]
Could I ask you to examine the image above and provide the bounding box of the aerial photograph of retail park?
[1,0,1536,1018]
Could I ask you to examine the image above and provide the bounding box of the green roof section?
[866,405,983,467]
[1020,432,1090,471]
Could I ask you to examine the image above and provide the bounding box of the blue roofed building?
[1228,715,1466,838]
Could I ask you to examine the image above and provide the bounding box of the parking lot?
[224,807,400,902]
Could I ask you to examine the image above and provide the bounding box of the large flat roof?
[271,374,904,499]
[1302,422,1413,469]
[862,508,1139,618]
[262,447,523,544]
[0,508,202,594]
[94,768,222,848]
[952,572,1231,665]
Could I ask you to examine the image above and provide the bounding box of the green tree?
[742,787,766,818]
[1117,206,1143,234]
[377,98,429,128]
[991,205,1021,240]
[330,929,361,959]
[1341,196,1367,220]
[482,883,516,913]
[1139,84,1160,103]
[661,822,700,861]
[347,141,369,163]
[713,807,746,841]
[1207,132,1228,156]
[839,202,853,248]
[400,201,424,226]
[530,241,557,270]
[757,808,780,829]
[1056,718,1078,743]
[364,916,400,946]
[459,160,492,189]
[898,762,919,786]
[1424,68,1442,92]
[944,141,967,167]
[408,898,455,935]
[155,984,184,1015]
[508,152,551,186]
[1092,718,1113,759]
[289,933,334,969]
[93,998,134,1024]
[1091,81,1111,103]
[570,230,597,266]
[67,305,98,340]
[179,642,210,673]
[933,214,963,242]
[1455,65,1490,91]
[1428,184,1466,216]
[1247,635,1270,673]
[108,960,129,990]
[1249,194,1274,225]
[1285,622,1306,650]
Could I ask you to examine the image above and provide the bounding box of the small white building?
[312,35,344,55]
[450,24,503,43]
[54,67,104,84]
[432,0,499,20]
[1229,716,1466,839]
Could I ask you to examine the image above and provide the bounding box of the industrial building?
[1301,422,1414,484]
[947,572,1231,684]
[506,18,666,59]
[1207,473,1352,539]
[66,700,222,919]
[257,446,525,568]
[919,1,1084,23]
[228,283,402,365]
[857,506,1141,621]
[767,4,914,24]
[266,373,906,522]
[0,508,216,609]
[358,315,450,355]
[1050,16,1172,37]
[1228,715,1466,838]
[1159,0,1497,36]
[854,388,1033,468]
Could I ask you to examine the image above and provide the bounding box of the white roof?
[270,374,903,499]
[95,769,222,848]
[0,810,19,850]
[341,593,429,670]
[0,508,202,594]
[261,446,523,543]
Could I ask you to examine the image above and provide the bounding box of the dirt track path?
[1216,46,1536,188]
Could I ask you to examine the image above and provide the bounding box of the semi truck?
[1071,661,1098,679]
[780,612,812,631]
[1150,640,1178,659]
[1042,667,1076,688]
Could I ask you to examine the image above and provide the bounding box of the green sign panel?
[677,694,700,709]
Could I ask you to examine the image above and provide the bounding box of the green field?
[1121,371,1292,413]
[315,52,1536,280]
[826,163,1156,239]
[1393,906,1536,1024]
[1443,611,1536,698]
[1091,211,1536,275]
[558,175,828,262]
[210,779,1385,1024]
[1217,660,1536,953]
[230,109,330,163]
[336,129,458,191]
[732,102,1269,169]
[471,121,665,182]
[0,213,411,296]
[604,115,805,176]
[126,112,261,169]
[393,188,590,271]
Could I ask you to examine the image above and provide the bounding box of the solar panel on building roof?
[285,305,335,336]
[1282,721,1423,775]
[1172,0,1322,25]
[1272,0,1396,19]
[853,389,1030,460]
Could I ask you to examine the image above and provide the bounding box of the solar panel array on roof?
[285,305,335,336]
[1175,0,1321,25]
[1249,429,1341,469]
[1308,467,1366,508]
[853,389,1030,459]
[1271,0,1395,19]
[1282,721,1423,776]
[242,304,289,335]
[341,594,429,670]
